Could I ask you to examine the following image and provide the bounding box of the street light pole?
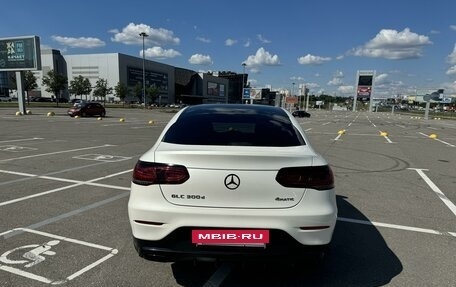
[139,32,148,109]
[242,62,246,103]
[292,82,295,111]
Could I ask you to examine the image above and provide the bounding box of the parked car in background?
[292,110,311,118]
[128,104,336,264]
[0,95,13,102]
[32,97,54,102]
[71,99,85,105]
[67,102,106,117]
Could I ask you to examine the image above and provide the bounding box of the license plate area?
[192,229,269,247]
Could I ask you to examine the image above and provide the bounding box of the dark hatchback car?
[67,102,106,117]
[292,110,311,118]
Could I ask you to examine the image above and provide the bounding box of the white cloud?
[188,54,213,65]
[351,28,432,59]
[446,65,456,76]
[290,76,305,81]
[297,54,331,65]
[196,37,211,43]
[337,85,354,94]
[450,25,456,31]
[305,82,320,90]
[327,70,344,86]
[336,55,344,60]
[448,44,456,64]
[334,70,344,78]
[248,79,257,86]
[244,47,280,68]
[143,47,181,59]
[328,78,343,86]
[52,36,105,48]
[257,34,271,44]
[111,23,180,46]
[248,67,261,74]
[375,73,389,84]
[244,39,251,47]
[225,38,237,46]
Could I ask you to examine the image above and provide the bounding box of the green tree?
[24,71,38,104]
[7,71,38,104]
[92,78,112,104]
[69,75,92,101]
[146,85,160,106]
[133,82,142,103]
[114,82,128,107]
[42,69,68,106]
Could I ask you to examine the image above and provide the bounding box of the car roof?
[180,104,288,117]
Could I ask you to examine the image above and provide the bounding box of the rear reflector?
[132,161,189,186]
[299,226,330,230]
[134,220,164,226]
[275,165,334,190]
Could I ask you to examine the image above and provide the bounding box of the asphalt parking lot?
[0,107,455,286]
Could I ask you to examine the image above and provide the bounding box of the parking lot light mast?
[139,32,148,109]
[292,82,295,111]
[242,62,246,103]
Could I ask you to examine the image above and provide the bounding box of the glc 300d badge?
[224,174,240,190]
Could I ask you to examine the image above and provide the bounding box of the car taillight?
[132,161,189,186]
[275,165,334,190]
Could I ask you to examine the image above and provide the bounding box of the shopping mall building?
[1,48,246,105]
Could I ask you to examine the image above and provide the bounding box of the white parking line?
[383,135,394,144]
[1,192,130,239]
[0,138,44,144]
[418,133,455,147]
[203,263,232,287]
[337,217,456,237]
[0,144,116,163]
[334,133,343,141]
[0,169,132,207]
[409,168,456,217]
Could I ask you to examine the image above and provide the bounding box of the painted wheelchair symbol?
[0,240,60,268]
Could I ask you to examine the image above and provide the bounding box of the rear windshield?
[162,107,306,147]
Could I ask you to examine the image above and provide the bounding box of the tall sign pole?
[16,71,26,113]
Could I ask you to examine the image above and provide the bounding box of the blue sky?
[2,0,456,97]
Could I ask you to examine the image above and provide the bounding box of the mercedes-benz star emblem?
[224,174,240,190]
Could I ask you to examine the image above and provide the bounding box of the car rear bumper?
[128,185,337,262]
[133,228,330,262]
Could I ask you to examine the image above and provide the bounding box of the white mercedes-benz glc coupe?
[128,104,337,263]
